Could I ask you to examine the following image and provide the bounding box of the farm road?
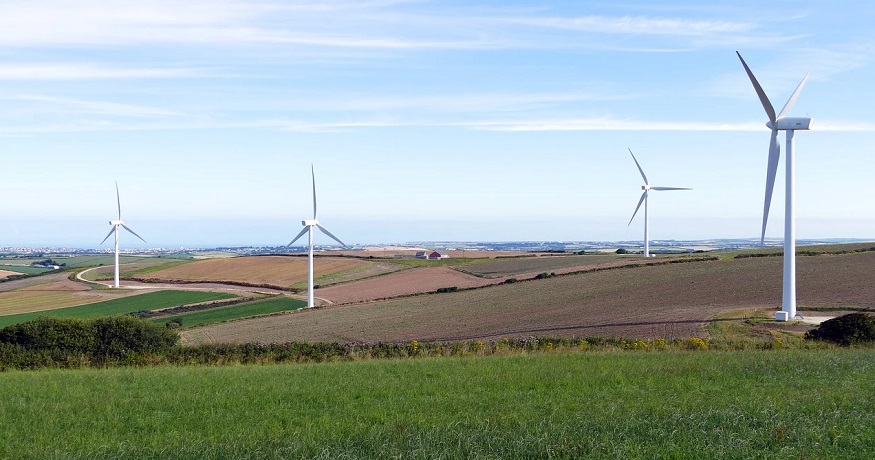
[75,266,318,303]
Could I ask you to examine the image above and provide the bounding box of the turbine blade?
[311,164,317,220]
[628,149,648,185]
[120,224,147,243]
[316,223,347,247]
[777,72,810,119]
[115,181,122,220]
[736,51,777,124]
[761,130,781,245]
[100,226,116,245]
[288,227,309,246]
[627,192,647,226]
[651,187,692,191]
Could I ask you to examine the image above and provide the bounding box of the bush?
[616,248,628,254]
[0,316,179,359]
[503,278,518,284]
[805,313,875,346]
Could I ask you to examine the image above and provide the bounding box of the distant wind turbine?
[736,51,812,322]
[627,149,691,258]
[288,165,347,309]
[100,182,146,289]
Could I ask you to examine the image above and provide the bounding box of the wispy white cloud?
[454,118,765,132]
[6,94,184,117]
[0,64,201,80]
[0,0,799,53]
[293,91,635,113]
[3,115,874,136]
[502,15,754,36]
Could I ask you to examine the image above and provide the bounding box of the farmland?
[155,296,306,328]
[0,290,236,328]
[0,349,872,458]
[132,255,404,288]
[314,266,506,304]
[0,265,55,275]
[0,274,145,316]
[184,250,875,344]
[0,255,169,269]
[459,253,694,277]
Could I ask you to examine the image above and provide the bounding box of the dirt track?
[181,251,875,344]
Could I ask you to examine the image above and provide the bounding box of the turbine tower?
[736,51,812,322]
[100,182,146,289]
[288,165,347,309]
[627,149,691,258]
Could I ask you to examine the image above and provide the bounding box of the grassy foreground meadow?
[1,349,873,459]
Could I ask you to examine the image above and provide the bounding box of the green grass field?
[0,265,56,275]
[154,296,306,328]
[0,349,872,458]
[0,290,236,328]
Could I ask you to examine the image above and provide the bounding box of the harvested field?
[184,251,875,344]
[131,256,401,288]
[0,270,18,279]
[461,254,676,277]
[80,259,192,281]
[315,267,503,304]
[0,279,139,316]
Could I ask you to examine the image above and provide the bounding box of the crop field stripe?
[155,296,307,328]
[0,350,873,458]
[0,290,236,328]
[0,266,55,275]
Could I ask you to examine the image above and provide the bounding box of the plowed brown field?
[316,267,504,304]
[133,256,400,288]
[183,251,875,344]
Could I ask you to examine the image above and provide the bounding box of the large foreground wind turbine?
[100,182,146,289]
[288,165,347,309]
[736,51,812,322]
[627,149,691,258]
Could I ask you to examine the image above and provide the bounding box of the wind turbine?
[627,149,691,258]
[288,165,347,309]
[736,51,812,322]
[100,182,146,289]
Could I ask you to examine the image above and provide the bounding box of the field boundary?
[319,256,721,308]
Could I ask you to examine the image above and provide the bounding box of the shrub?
[0,316,178,359]
[0,317,95,354]
[805,313,875,346]
[503,278,518,284]
[436,286,459,293]
[616,248,628,254]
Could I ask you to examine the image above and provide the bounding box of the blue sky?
[1,0,872,248]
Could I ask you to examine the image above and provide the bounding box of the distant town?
[1,238,871,258]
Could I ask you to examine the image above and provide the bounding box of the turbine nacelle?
[109,220,122,226]
[302,219,318,227]
[767,117,813,131]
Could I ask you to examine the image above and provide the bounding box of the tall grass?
[1,349,873,458]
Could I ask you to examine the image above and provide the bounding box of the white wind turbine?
[627,149,691,258]
[100,182,146,289]
[288,165,347,309]
[736,51,812,322]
